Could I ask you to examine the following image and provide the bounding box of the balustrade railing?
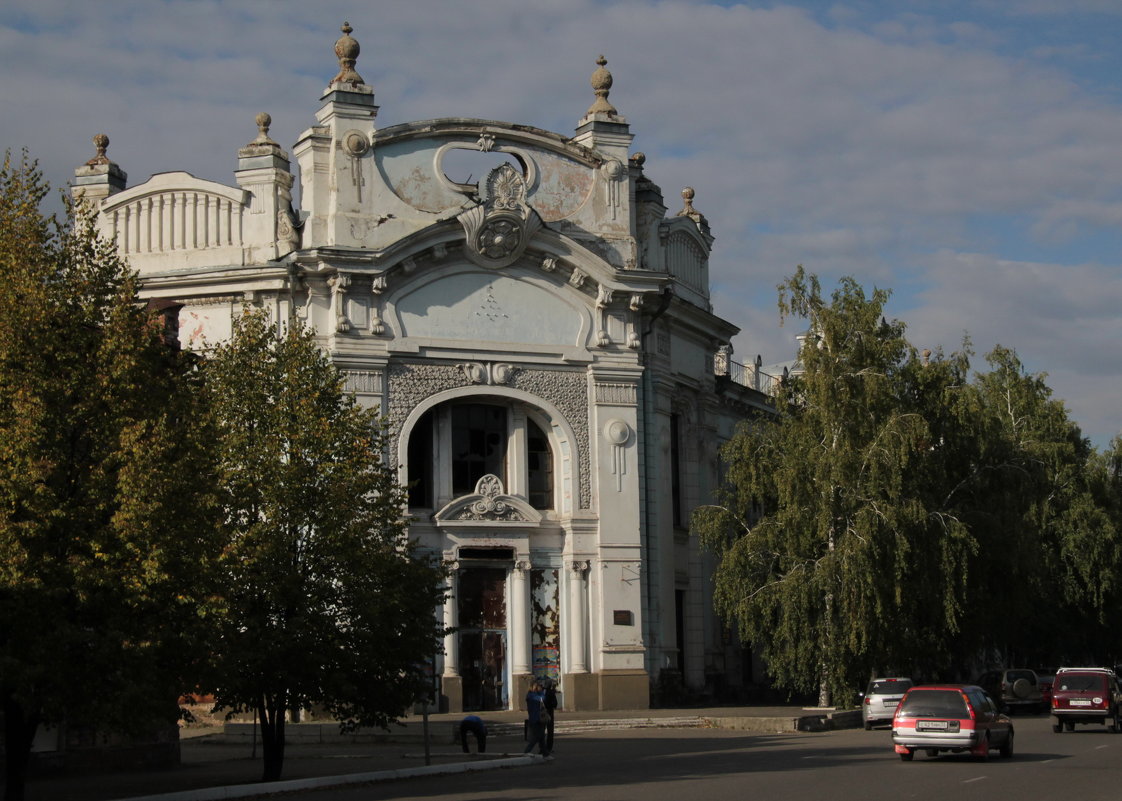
[714,351,782,395]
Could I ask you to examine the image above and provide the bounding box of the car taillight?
[864,697,871,705]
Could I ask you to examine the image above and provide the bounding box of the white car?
[862,677,913,729]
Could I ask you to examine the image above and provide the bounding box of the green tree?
[201,308,447,783]
[0,153,216,801]
[958,347,1120,665]
[696,268,1122,703]
[694,268,978,705]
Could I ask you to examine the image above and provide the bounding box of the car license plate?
[1070,699,1092,706]
[916,720,949,731]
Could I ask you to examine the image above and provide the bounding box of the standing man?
[522,680,551,757]
[543,678,558,753]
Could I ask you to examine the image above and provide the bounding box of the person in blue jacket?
[460,714,487,753]
[522,680,551,757]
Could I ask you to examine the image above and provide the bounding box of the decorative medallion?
[342,130,370,157]
[458,163,543,269]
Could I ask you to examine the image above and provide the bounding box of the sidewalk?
[26,706,860,801]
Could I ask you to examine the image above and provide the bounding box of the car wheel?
[1111,713,1120,733]
[1000,730,1014,758]
[1012,678,1032,699]
[899,749,914,762]
[1053,718,1063,733]
[973,733,990,761]
[865,720,873,731]
[1065,721,1075,732]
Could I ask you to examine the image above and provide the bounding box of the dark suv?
[1051,667,1122,732]
[975,669,1045,714]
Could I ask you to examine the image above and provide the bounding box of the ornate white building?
[72,24,775,712]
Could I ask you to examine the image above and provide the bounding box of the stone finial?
[73,133,127,202]
[587,55,618,116]
[677,187,706,223]
[86,133,111,166]
[922,348,932,366]
[251,112,278,146]
[238,112,288,162]
[331,21,365,85]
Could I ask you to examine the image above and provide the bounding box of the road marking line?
[963,776,987,784]
[1095,745,1110,750]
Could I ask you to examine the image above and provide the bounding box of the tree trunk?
[3,695,40,801]
[818,675,832,708]
[257,692,287,782]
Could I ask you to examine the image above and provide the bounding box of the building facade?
[72,24,775,712]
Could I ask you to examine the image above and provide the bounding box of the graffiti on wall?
[531,568,560,682]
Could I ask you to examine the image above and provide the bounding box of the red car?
[892,684,1014,761]
[1051,667,1122,732]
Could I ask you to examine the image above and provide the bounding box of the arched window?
[451,403,507,495]
[527,417,553,510]
[407,400,555,512]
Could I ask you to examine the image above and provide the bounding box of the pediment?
[433,475,542,524]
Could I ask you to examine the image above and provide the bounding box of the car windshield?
[870,679,912,694]
[898,689,968,718]
[1058,674,1105,692]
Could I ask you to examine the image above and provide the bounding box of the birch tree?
[695,268,977,705]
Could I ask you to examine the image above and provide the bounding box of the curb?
[109,755,539,801]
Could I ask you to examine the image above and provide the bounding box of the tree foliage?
[200,308,447,783]
[0,152,216,801]
[696,267,1121,706]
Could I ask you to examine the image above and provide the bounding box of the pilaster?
[292,22,379,249]
[235,113,297,262]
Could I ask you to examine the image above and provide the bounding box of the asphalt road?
[284,713,1122,801]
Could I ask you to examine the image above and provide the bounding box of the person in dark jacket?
[543,678,558,752]
[460,714,487,753]
[522,681,550,757]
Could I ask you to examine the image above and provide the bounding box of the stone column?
[441,568,462,713]
[568,560,589,673]
[442,574,459,678]
[511,561,532,676]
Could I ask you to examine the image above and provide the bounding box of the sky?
[2,0,1120,448]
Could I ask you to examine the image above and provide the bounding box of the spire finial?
[677,187,706,224]
[332,21,365,86]
[252,112,278,146]
[86,133,111,166]
[587,55,618,116]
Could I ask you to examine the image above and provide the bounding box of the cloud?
[2,0,1119,446]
